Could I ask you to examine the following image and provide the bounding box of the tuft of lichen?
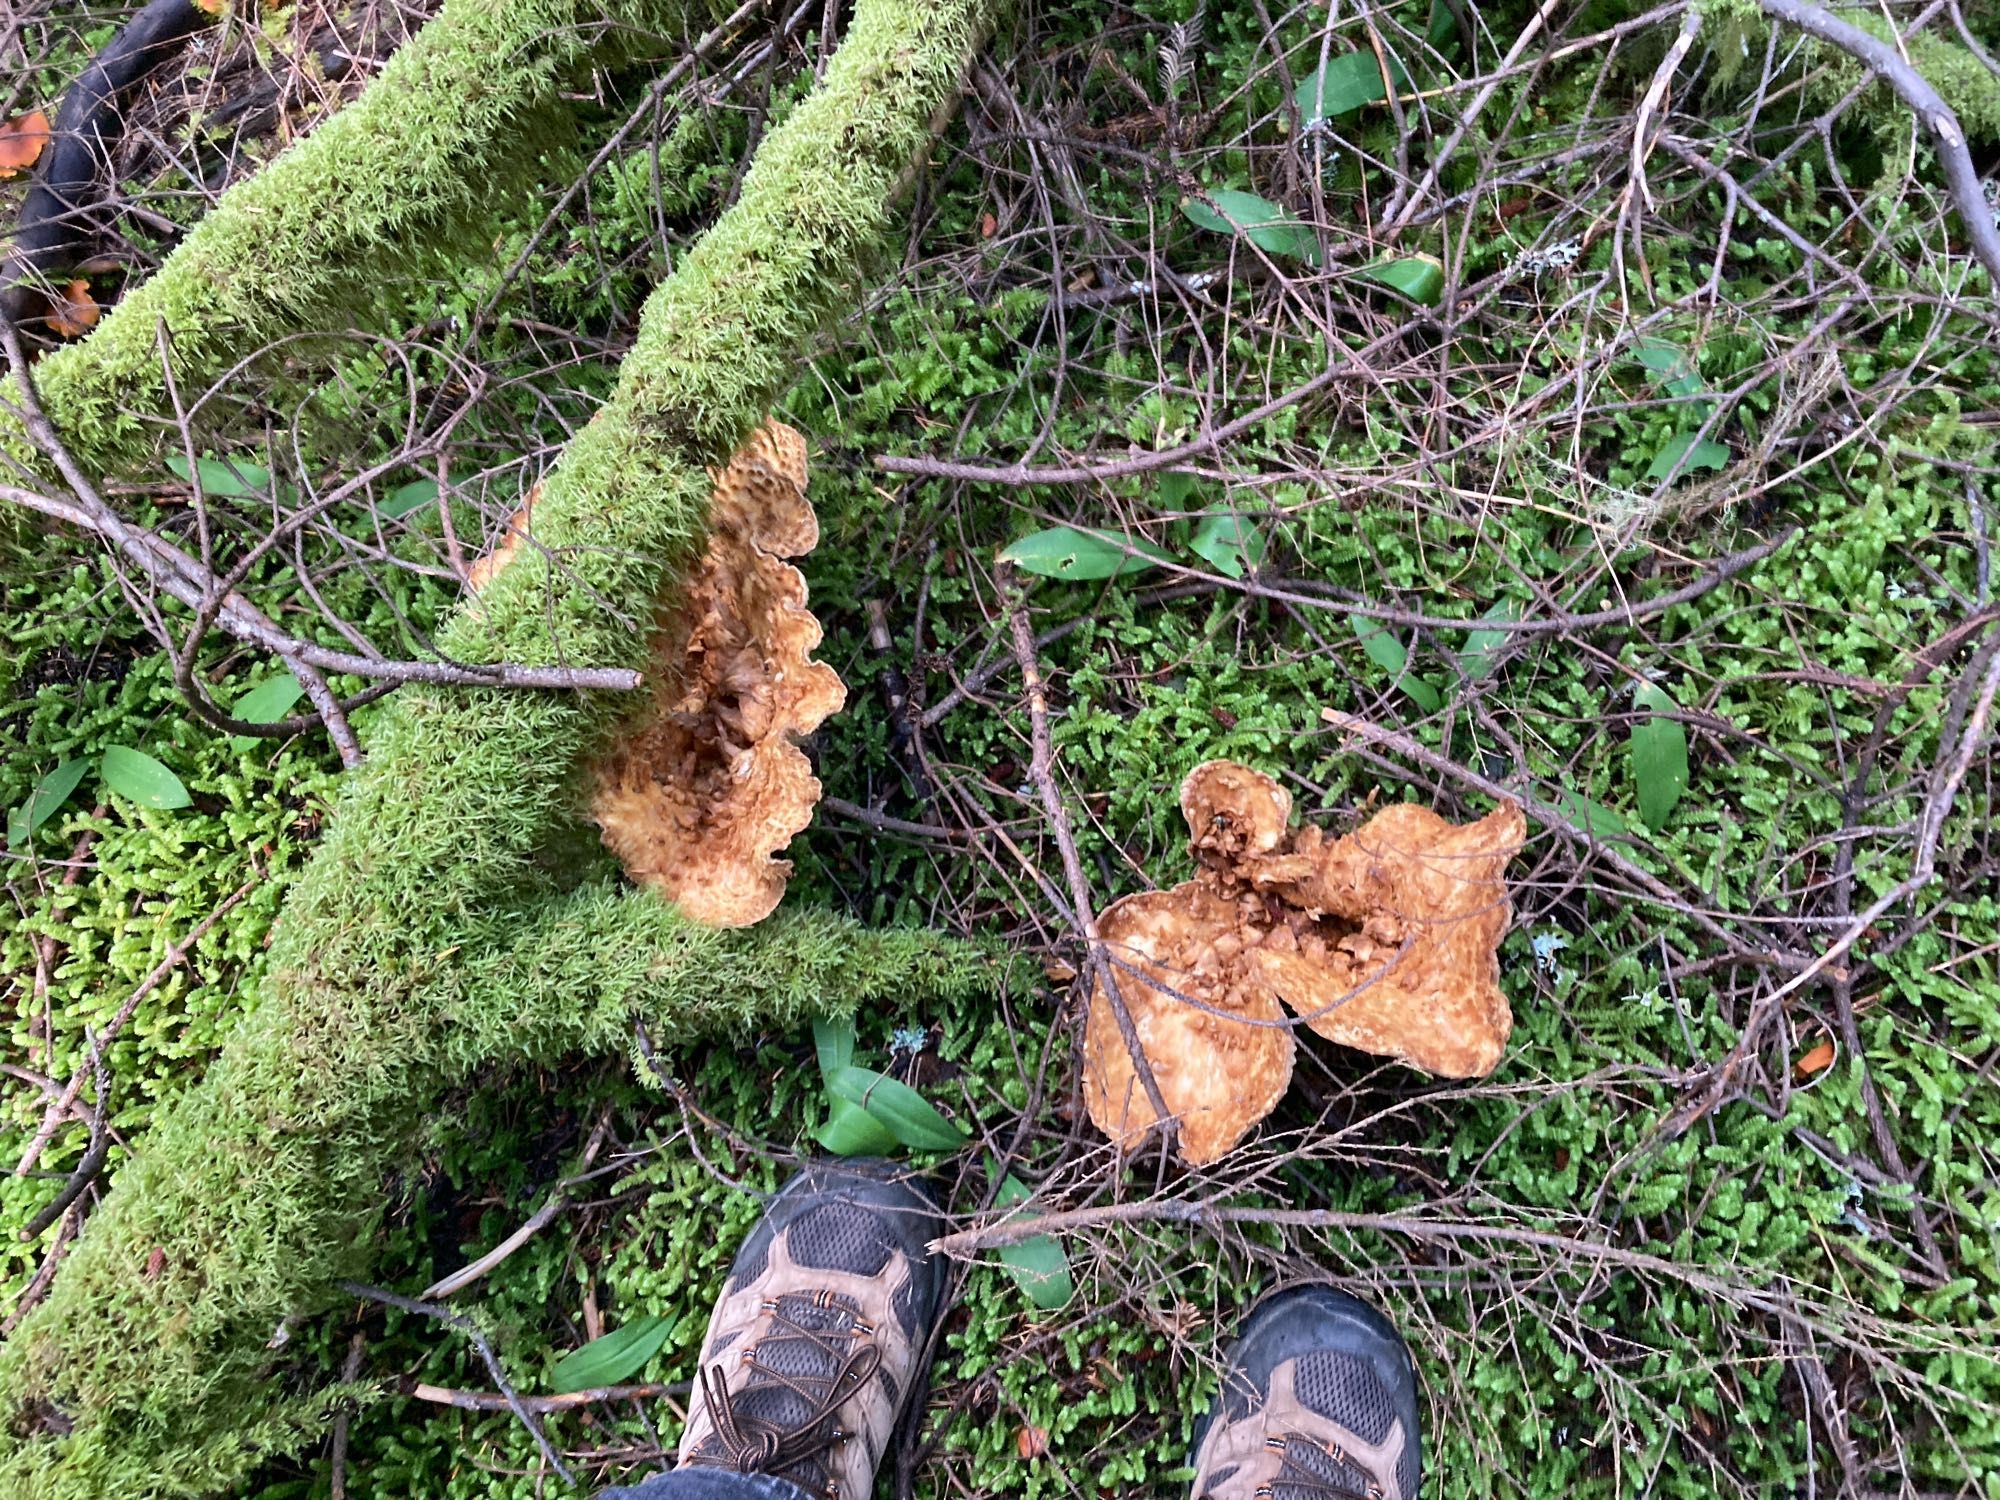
[0,0,1002,1493]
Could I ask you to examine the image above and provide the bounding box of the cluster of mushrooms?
[477,422,1528,1168]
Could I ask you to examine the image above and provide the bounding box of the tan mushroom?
[1082,886,1295,1167]
[589,421,846,927]
[1245,800,1527,1078]
[1080,761,1525,1163]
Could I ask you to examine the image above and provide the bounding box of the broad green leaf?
[1000,525,1174,581]
[813,1014,856,1079]
[1293,49,1410,125]
[1189,510,1266,580]
[815,1097,901,1157]
[1156,471,1203,510]
[167,454,273,500]
[1542,785,1633,841]
[7,759,88,848]
[380,480,440,519]
[1634,339,1707,400]
[228,677,306,751]
[1630,681,1690,832]
[1457,603,1518,680]
[824,1065,970,1152]
[1426,0,1459,46]
[99,747,190,810]
[1356,255,1445,306]
[1350,618,1442,713]
[1645,432,1729,482]
[991,1172,1073,1310]
[1180,190,1323,265]
[549,1315,677,1394]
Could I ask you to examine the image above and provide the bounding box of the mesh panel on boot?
[1294,1352,1395,1445]
[789,1202,893,1276]
[890,1257,926,1339]
[1278,1436,1378,1499]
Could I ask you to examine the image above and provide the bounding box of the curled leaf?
[549,1315,677,1394]
[7,760,89,847]
[48,280,101,339]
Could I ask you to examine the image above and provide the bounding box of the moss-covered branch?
[0,0,999,1491]
[1,0,691,483]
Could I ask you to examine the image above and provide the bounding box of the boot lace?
[1259,1433,1387,1500]
[692,1294,881,1498]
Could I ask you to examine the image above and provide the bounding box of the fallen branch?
[1758,0,2000,287]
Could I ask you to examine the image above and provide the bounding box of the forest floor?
[3,0,1998,1495]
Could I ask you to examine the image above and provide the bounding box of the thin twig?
[1758,0,2000,286]
[420,1107,615,1300]
[339,1281,574,1487]
[16,874,259,1177]
[1002,568,1175,1145]
[407,1380,687,1414]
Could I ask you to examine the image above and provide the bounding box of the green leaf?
[1426,0,1460,47]
[815,1096,902,1157]
[1000,525,1175,581]
[380,480,440,519]
[228,677,306,750]
[824,1065,970,1152]
[1180,190,1323,265]
[1457,603,1518,680]
[991,1172,1074,1310]
[1356,255,1445,306]
[1156,471,1203,510]
[549,1315,678,1394]
[7,759,89,848]
[1645,432,1729,482]
[1350,618,1442,713]
[813,1014,856,1079]
[1189,510,1266,580]
[1542,785,1633,841]
[1293,50,1410,125]
[99,747,191,810]
[167,454,273,500]
[1630,681,1690,832]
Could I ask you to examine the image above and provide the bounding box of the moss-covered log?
[0,0,1001,1492]
[1,0,691,483]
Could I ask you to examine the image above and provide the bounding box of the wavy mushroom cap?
[1083,886,1296,1166]
[590,421,846,928]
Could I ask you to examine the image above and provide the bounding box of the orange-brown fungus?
[588,421,845,927]
[1083,761,1524,1163]
[467,483,539,591]
[1083,887,1295,1167]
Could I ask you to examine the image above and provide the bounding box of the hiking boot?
[1191,1286,1422,1500]
[674,1161,946,1500]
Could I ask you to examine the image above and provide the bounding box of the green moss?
[1,0,694,487]
[0,0,1000,1493]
